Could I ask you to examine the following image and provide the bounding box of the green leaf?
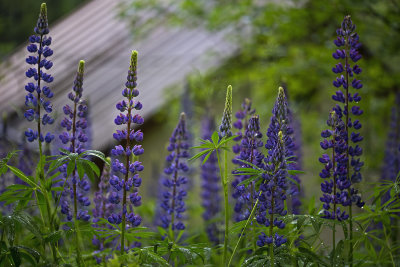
[189,148,213,162]
[9,246,21,267]
[80,160,95,182]
[287,169,305,175]
[211,131,219,145]
[16,246,40,265]
[66,160,75,178]
[36,191,49,219]
[237,174,262,187]
[80,159,100,177]
[234,158,263,171]
[202,151,214,165]
[139,248,169,266]
[81,150,107,163]
[6,165,37,188]
[217,134,239,147]
[0,150,19,176]
[44,231,63,244]
[76,161,85,180]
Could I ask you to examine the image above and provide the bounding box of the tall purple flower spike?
[231,98,258,222]
[319,15,365,221]
[92,161,115,263]
[24,3,55,145]
[59,61,91,222]
[158,113,190,232]
[108,51,144,253]
[200,116,221,243]
[257,87,292,248]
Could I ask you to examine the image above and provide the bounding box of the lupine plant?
[158,113,190,240]
[2,4,400,266]
[231,99,258,222]
[325,15,365,265]
[58,60,90,264]
[108,50,144,254]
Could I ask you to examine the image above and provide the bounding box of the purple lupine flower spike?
[231,98,257,222]
[108,51,144,253]
[257,131,288,248]
[92,160,115,263]
[257,87,294,248]
[158,113,190,233]
[232,114,264,222]
[319,111,352,221]
[322,15,364,219]
[24,3,54,145]
[200,116,221,243]
[59,60,91,222]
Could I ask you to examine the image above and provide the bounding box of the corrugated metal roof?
[0,0,236,149]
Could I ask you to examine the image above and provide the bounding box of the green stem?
[74,218,84,267]
[223,147,229,266]
[216,147,229,266]
[228,197,260,267]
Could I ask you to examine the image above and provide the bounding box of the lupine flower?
[257,131,288,248]
[321,15,365,218]
[92,161,115,263]
[158,113,190,232]
[200,116,221,243]
[320,112,354,221]
[108,51,144,253]
[381,92,400,203]
[231,114,264,222]
[59,61,91,222]
[219,85,233,138]
[24,3,55,145]
[256,87,294,248]
[231,98,257,221]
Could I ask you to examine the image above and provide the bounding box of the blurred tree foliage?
[0,0,87,58]
[121,0,400,186]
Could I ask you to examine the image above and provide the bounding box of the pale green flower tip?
[278,86,285,96]
[131,50,138,64]
[78,60,85,74]
[40,3,47,16]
